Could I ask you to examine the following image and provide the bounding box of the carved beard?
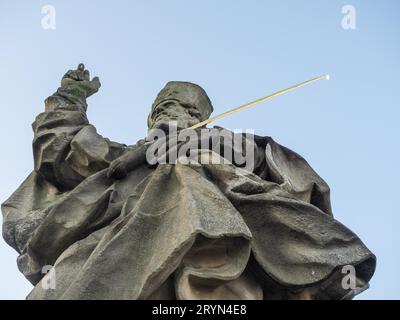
[149,100,201,132]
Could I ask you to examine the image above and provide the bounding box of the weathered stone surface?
[2,65,375,300]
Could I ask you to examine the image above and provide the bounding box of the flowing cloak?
[2,95,376,300]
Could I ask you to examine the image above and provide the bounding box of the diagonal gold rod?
[190,74,330,129]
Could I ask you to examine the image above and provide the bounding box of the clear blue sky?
[0,0,399,299]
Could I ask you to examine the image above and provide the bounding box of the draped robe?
[2,89,376,300]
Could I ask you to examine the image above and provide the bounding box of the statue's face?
[148,100,203,131]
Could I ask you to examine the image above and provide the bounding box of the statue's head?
[148,81,213,131]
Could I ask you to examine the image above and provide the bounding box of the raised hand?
[61,63,101,98]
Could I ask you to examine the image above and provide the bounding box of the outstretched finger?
[91,76,101,87]
[83,69,90,81]
[77,63,85,71]
[86,77,101,96]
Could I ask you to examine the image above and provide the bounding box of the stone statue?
[2,64,376,300]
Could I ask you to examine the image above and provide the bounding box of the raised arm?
[33,64,125,189]
[44,63,100,112]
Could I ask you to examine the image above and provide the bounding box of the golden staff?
[190,74,330,129]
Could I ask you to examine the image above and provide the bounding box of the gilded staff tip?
[189,74,330,129]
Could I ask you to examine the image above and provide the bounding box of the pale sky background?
[0,0,399,299]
